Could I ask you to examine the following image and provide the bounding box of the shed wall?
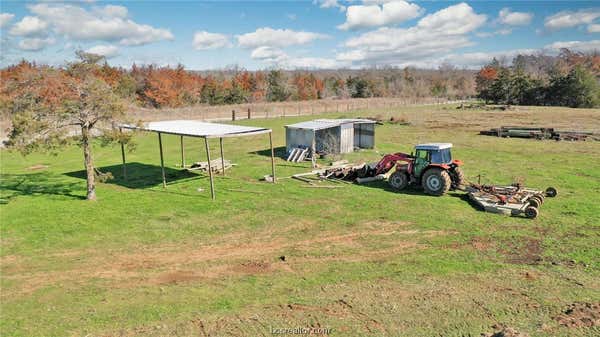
[354,123,375,149]
[340,123,354,153]
[315,127,340,153]
[285,128,314,153]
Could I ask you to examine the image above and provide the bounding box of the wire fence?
[128,97,468,122]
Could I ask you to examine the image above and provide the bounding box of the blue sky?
[1,1,598,69]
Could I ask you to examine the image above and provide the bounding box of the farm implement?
[466,184,557,219]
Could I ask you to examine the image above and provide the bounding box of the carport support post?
[219,137,225,176]
[119,127,126,180]
[180,136,185,168]
[311,130,317,168]
[204,137,215,200]
[269,132,276,183]
[158,132,166,188]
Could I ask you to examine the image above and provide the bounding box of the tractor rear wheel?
[451,166,465,189]
[422,168,451,196]
[389,171,409,190]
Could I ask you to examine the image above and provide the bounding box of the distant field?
[1,104,599,336]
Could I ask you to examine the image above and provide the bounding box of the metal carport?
[119,120,275,200]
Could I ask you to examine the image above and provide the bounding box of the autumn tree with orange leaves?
[2,52,127,200]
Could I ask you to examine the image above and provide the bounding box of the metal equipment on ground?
[466,184,557,218]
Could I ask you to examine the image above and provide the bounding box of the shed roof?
[415,143,452,150]
[120,120,271,138]
[285,118,375,131]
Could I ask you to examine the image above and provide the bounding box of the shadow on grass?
[358,180,472,201]
[449,192,483,211]
[357,179,433,197]
[253,146,287,159]
[0,172,86,203]
[64,162,201,189]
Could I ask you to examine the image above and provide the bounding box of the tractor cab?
[414,143,453,164]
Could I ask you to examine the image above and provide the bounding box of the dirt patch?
[26,164,49,170]
[232,261,272,274]
[554,302,600,328]
[500,237,543,265]
[471,236,494,252]
[482,325,530,337]
[155,270,201,285]
[2,221,445,295]
[280,299,384,333]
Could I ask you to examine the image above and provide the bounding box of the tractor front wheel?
[422,168,451,196]
[389,170,409,190]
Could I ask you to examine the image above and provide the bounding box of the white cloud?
[337,3,487,66]
[192,31,231,50]
[317,0,346,11]
[441,48,537,69]
[284,56,341,69]
[250,45,341,69]
[417,3,487,35]
[545,39,600,52]
[250,46,286,61]
[237,27,329,48]
[498,8,533,26]
[338,1,423,30]
[544,8,600,30]
[588,24,600,33]
[18,37,55,51]
[28,3,174,46]
[94,5,128,19]
[441,41,600,69]
[0,13,15,28]
[9,16,48,37]
[85,44,119,58]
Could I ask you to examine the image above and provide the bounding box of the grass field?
[1,104,599,336]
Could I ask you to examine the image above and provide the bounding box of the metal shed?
[285,119,376,155]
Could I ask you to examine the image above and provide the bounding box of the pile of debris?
[291,160,384,188]
[466,183,556,218]
[188,157,233,173]
[480,126,599,141]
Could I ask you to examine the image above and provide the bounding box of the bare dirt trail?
[1,221,447,296]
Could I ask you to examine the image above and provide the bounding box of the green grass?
[1,104,599,336]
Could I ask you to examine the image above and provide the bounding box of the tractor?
[361,143,464,195]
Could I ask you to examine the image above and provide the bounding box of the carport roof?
[285,118,375,131]
[120,120,271,138]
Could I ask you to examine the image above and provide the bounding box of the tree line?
[476,49,600,108]
[1,59,476,111]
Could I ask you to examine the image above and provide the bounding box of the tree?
[547,65,600,108]
[266,70,289,102]
[346,76,372,98]
[5,52,126,200]
[487,68,511,104]
[475,63,499,103]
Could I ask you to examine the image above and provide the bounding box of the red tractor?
[361,143,464,195]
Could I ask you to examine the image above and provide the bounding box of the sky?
[0,1,599,70]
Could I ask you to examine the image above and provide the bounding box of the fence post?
[232,109,236,121]
[247,108,251,119]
